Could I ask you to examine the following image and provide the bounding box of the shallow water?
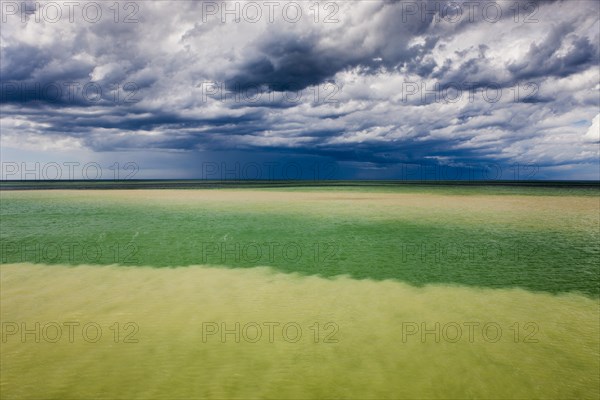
[1,188,599,398]
[1,263,598,399]
[1,189,598,295]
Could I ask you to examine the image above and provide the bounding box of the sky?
[0,0,599,180]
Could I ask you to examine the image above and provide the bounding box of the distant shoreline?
[1,180,599,191]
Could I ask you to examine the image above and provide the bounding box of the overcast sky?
[1,0,598,180]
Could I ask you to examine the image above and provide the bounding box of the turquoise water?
[1,187,598,296]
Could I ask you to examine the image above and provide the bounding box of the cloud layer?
[1,0,599,179]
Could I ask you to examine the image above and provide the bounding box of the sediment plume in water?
[1,263,598,399]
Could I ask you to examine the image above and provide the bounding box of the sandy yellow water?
[3,189,598,232]
[1,263,598,399]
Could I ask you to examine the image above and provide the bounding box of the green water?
[1,187,598,296]
[1,186,599,399]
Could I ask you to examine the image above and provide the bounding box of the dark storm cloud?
[1,0,598,178]
[224,36,343,91]
[507,23,598,80]
[0,44,52,81]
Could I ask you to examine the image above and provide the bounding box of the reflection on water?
[2,263,598,399]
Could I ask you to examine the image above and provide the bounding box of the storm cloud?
[1,0,598,179]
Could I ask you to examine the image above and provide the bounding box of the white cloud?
[584,114,600,142]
